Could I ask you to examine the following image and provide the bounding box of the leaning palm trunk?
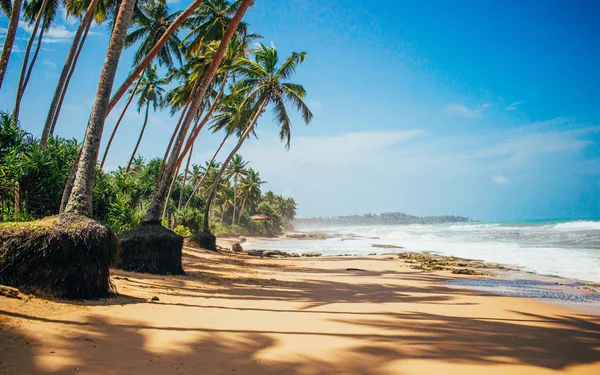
[64,0,137,216]
[42,0,99,146]
[107,0,205,113]
[20,24,46,97]
[177,142,194,210]
[184,131,229,209]
[143,0,253,223]
[100,74,143,168]
[48,20,92,138]
[202,98,267,233]
[13,0,49,120]
[0,0,24,89]
[126,101,150,172]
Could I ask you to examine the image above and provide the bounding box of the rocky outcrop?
[246,249,300,258]
[372,244,404,249]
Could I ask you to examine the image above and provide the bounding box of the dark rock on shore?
[372,244,404,249]
[232,243,243,252]
[302,252,322,257]
[286,232,335,240]
[246,249,300,258]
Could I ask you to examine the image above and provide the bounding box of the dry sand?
[1,238,599,374]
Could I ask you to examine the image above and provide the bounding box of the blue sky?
[1,0,599,221]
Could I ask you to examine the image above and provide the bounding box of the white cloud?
[60,7,79,26]
[444,103,489,119]
[491,175,512,186]
[19,22,76,44]
[43,60,57,68]
[506,100,526,111]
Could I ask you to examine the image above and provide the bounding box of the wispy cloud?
[19,22,76,44]
[506,100,526,111]
[491,175,512,186]
[444,103,489,119]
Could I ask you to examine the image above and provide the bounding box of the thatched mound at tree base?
[189,231,217,251]
[0,214,117,299]
[118,221,184,275]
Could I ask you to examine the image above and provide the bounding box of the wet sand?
[1,241,599,374]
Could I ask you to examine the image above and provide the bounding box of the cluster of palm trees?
[0,0,312,244]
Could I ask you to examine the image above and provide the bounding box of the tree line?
[294,212,472,227]
[0,0,313,298]
[0,0,310,241]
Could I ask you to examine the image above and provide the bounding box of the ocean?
[245,219,600,284]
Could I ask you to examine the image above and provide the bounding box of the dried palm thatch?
[0,214,118,299]
[190,231,216,251]
[118,220,184,275]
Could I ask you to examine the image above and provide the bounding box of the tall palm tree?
[107,0,206,113]
[126,65,166,172]
[225,153,248,224]
[181,0,248,56]
[237,167,263,223]
[13,0,57,121]
[202,43,313,233]
[0,0,24,89]
[100,0,183,167]
[141,0,252,224]
[42,0,113,146]
[63,0,137,216]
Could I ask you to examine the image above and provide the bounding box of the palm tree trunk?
[162,170,179,222]
[107,0,205,114]
[20,23,46,98]
[100,74,143,168]
[42,0,98,146]
[59,148,82,213]
[126,101,150,172]
[0,0,23,90]
[177,140,194,210]
[63,0,137,216]
[203,98,267,233]
[237,196,247,225]
[232,176,237,225]
[175,75,227,168]
[183,131,229,209]
[48,18,92,138]
[143,0,252,223]
[13,0,49,120]
[157,81,196,182]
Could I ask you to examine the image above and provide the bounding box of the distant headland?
[293,212,474,227]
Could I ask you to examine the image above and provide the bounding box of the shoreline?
[226,234,600,314]
[1,238,600,373]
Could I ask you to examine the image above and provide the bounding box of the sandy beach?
[1,238,600,375]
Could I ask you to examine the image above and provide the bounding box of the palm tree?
[181,0,248,56]
[107,0,206,113]
[41,0,114,146]
[225,154,248,224]
[100,0,183,167]
[141,0,252,224]
[202,43,313,234]
[63,0,137,216]
[0,0,24,89]
[237,167,263,223]
[126,65,166,172]
[13,0,57,121]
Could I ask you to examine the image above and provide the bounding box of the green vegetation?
[0,0,310,295]
[294,212,472,227]
[0,111,297,236]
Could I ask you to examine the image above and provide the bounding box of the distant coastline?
[293,211,473,227]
